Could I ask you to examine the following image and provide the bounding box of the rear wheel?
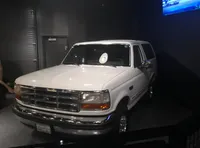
[148,84,154,99]
[143,79,156,103]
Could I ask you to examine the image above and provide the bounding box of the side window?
[133,45,142,68]
[141,44,155,60]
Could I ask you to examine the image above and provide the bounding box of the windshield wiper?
[101,64,119,68]
[63,62,80,66]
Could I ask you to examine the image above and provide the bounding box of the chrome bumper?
[13,103,115,136]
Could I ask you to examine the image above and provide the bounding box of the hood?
[15,65,128,91]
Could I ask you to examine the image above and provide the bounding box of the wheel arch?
[116,96,129,110]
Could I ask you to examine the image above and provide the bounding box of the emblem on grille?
[47,88,57,92]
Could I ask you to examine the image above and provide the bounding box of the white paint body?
[15,40,157,116]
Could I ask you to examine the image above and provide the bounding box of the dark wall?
[85,0,140,40]
[140,0,200,77]
[139,0,200,76]
[138,0,200,110]
[0,0,140,79]
[36,0,141,68]
[36,0,86,69]
[0,0,87,79]
[0,1,38,81]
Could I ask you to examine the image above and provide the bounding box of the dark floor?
[0,91,192,148]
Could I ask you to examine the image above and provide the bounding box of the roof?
[75,40,150,46]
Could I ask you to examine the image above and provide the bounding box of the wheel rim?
[149,86,153,98]
[119,115,127,133]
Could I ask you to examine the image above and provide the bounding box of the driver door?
[131,45,149,99]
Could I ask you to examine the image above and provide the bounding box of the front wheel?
[111,103,129,145]
[119,114,128,133]
[115,103,129,134]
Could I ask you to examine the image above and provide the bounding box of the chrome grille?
[20,86,81,112]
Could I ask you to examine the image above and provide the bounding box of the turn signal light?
[81,103,110,110]
[14,84,21,100]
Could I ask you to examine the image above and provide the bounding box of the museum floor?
[0,90,192,148]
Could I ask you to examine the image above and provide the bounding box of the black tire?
[142,82,155,104]
[116,102,129,133]
[150,77,157,97]
[110,102,129,145]
[148,83,154,99]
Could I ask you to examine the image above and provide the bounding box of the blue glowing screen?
[163,0,200,15]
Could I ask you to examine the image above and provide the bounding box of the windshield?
[62,44,130,67]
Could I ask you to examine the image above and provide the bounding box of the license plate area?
[36,123,51,134]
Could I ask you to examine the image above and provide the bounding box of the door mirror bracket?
[140,61,152,68]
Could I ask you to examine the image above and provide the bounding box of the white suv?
[13,40,157,136]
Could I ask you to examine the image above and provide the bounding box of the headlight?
[81,90,110,111]
[14,84,21,99]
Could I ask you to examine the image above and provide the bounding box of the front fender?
[109,87,130,112]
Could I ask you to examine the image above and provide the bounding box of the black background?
[0,0,200,110]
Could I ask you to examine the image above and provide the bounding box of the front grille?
[20,86,81,112]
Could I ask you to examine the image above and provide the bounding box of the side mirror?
[141,61,152,68]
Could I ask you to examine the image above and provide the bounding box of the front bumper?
[12,102,116,136]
